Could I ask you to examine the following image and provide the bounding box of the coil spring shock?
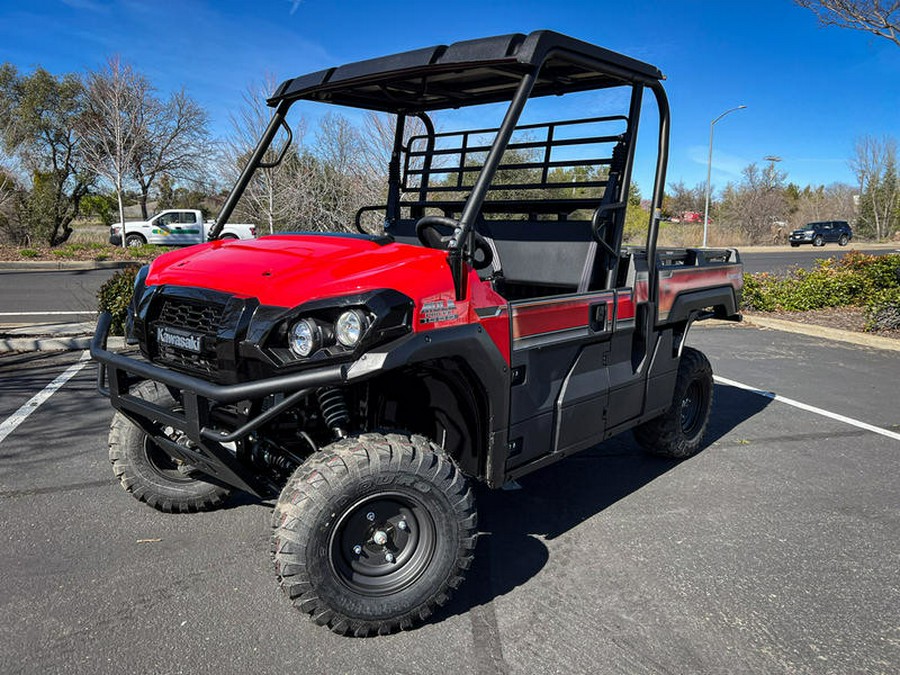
[317,387,350,439]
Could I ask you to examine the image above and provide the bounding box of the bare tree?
[132,89,210,219]
[78,56,146,247]
[664,180,706,218]
[222,77,306,234]
[719,161,789,243]
[851,135,899,239]
[795,1,900,47]
[787,182,857,229]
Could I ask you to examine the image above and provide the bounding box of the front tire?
[272,433,477,636]
[813,235,825,247]
[108,381,231,513]
[124,233,146,247]
[633,347,713,459]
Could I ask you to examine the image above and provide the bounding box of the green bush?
[865,288,900,332]
[97,266,140,335]
[19,248,39,258]
[741,253,900,313]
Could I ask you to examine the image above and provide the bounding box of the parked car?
[789,221,852,247]
[110,209,257,247]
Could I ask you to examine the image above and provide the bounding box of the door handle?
[589,302,608,333]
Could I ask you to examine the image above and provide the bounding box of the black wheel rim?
[328,492,437,597]
[680,380,705,438]
[142,435,195,483]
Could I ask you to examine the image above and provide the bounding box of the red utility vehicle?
[91,31,743,636]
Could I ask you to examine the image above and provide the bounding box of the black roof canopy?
[269,30,664,113]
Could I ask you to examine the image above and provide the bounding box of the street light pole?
[703,105,746,247]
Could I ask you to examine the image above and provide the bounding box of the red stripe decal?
[616,294,635,320]
[513,300,588,339]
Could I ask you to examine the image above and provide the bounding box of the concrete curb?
[0,260,141,271]
[740,314,900,353]
[0,335,125,353]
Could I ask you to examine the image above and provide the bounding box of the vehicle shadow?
[435,382,770,624]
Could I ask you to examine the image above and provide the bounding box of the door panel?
[506,291,615,469]
[505,287,652,473]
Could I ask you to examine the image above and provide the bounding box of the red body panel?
[146,235,513,362]
[657,265,743,320]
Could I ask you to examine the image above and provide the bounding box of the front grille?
[153,298,227,377]
[158,299,225,334]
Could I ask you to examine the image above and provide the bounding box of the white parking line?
[714,375,900,442]
[0,351,91,446]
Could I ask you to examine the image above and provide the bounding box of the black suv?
[789,221,853,247]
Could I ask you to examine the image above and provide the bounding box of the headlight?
[289,319,320,357]
[335,310,366,347]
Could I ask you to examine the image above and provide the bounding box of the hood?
[145,233,455,307]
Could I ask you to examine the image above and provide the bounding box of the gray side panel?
[554,342,611,453]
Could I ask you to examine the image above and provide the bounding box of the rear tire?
[108,381,231,513]
[839,234,849,246]
[634,347,713,459]
[272,432,477,636]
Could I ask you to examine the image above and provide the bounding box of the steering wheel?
[415,215,494,271]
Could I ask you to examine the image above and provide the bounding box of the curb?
[0,335,124,354]
[739,314,900,353]
[0,261,141,271]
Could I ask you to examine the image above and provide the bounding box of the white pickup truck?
[110,209,257,247]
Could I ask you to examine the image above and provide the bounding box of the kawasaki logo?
[156,326,202,353]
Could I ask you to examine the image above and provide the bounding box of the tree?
[786,182,857,230]
[222,78,306,234]
[795,1,900,47]
[78,56,146,247]
[0,64,93,246]
[719,160,789,243]
[664,180,706,218]
[132,88,210,219]
[0,116,21,241]
[851,135,899,239]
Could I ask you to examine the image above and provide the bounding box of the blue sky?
[1,0,898,197]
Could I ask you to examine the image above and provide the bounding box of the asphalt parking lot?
[0,322,897,674]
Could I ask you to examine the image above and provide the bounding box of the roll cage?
[210,30,670,306]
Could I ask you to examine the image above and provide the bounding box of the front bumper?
[91,311,347,496]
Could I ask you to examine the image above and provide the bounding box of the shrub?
[19,248,39,258]
[864,288,900,332]
[741,253,900,312]
[97,266,140,335]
